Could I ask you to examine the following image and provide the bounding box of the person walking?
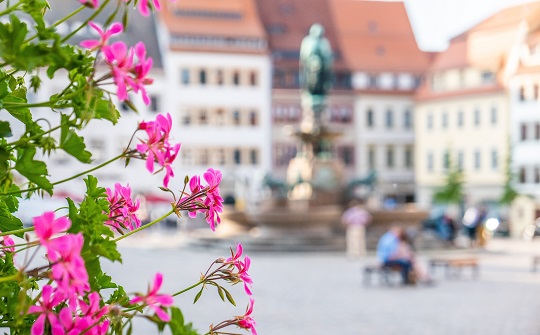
[341,199,372,259]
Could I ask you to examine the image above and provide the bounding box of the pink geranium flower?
[80,22,123,50]
[49,234,90,305]
[236,298,257,335]
[79,0,98,8]
[102,41,134,101]
[132,0,162,16]
[129,42,154,105]
[236,256,253,296]
[136,113,181,187]
[0,231,15,253]
[106,183,141,232]
[29,285,63,335]
[130,273,174,322]
[33,212,71,247]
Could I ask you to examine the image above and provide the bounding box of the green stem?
[0,1,22,16]
[0,153,125,196]
[0,227,33,237]
[2,101,56,109]
[0,273,18,283]
[172,280,205,297]
[114,208,175,242]
[5,123,64,147]
[61,0,111,43]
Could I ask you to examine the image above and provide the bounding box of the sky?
[404,0,535,51]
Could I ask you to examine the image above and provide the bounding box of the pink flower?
[102,41,134,101]
[49,234,90,304]
[130,272,174,322]
[134,0,162,16]
[129,42,154,105]
[236,256,253,296]
[226,243,243,263]
[81,22,123,50]
[79,0,98,8]
[29,285,63,335]
[236,298,257,335]
[33,212,71,247]
[106,183,141,232]
[1,231,15,253]
[136,113,181,186]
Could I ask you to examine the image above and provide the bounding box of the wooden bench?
[429,257,479,279]
[363,264,404,286]
[532,256,540,272]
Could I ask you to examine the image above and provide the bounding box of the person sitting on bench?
[376,224,414,285]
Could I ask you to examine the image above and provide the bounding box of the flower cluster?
[226,243,253,296]
[81,22,153,105]
[106,182,141,232]
[136,113,181,187]
[179,168,224,231]
[0,231,14,255]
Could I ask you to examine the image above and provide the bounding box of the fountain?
[188,24,348,252]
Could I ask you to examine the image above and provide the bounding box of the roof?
[328,0,432,73]
[45,1,163,68]
[160,0,268,54]
[255,0,345,69]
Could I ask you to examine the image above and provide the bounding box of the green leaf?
[59,114,92,163]
[222,287,236,306]
[217,285,225,302]
[169,307,200,335]
[14,146,53,195]
[0,199,23,237]
[0,121,12,137]
[193,288,203,304]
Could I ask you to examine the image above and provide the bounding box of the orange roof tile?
[329,0,432,73]
[160,0,267,53]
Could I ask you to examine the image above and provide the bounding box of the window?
[443,151,450,170]
[536,123,540,140]
[149,95,159,113]
[404,109,412,129]
[199,110,208,125]
[233,110,241,125]
[181,110,191,125]
[368,146,376,170]
[474,109,480,126]
[519,86,525,101]
[481,70,495,84]
[385,109,393,128]
[250,149,258,165]
[521,124,528,141]
[427,113,433,130]
[519,167,526,183]
[215,109,225,125]
[386,146,394,168]
[457,110,464,128]
[181,68,190,84]
[216,70,224,85]
[474,150,481,170]
[217,148,226,165]
[366,108,374,127]
[368,74,378,88]
[249,71,257,86]
[199,149,209,165]
[427,152,433,172]
[458,150,464,170]
[491,149,498,170]
[491,106,497,125]
[249,111,257,126]
[340,146,354,166]
[89,139,106,163]
[405,146,413,168]
[232,71,240,86]
[233,149,241,165]
[199,69,207,85]
[442,112,448,129]
[535,84,539,100]
[536,167,540,184]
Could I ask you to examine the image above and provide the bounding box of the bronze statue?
[300,24,333,97]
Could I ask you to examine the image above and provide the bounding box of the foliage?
[0,1,256,335]
[433,153,464,205]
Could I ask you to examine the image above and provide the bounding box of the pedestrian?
[376,224,414,285]
[341,198,372,259]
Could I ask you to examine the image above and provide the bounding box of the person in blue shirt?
[376,224,414,285]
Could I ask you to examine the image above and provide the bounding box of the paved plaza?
[110,234,540,335]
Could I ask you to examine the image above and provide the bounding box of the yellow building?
[413,3,540,208]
